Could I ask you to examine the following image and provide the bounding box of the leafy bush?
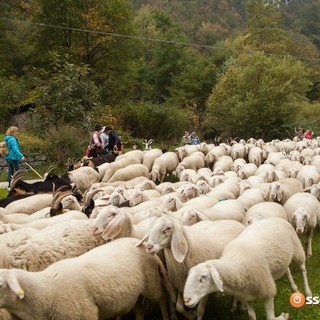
[116,101,191,142]
[43,124,88,166]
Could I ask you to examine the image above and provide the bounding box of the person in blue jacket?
[4,126,25,188]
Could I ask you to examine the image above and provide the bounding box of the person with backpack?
[103,126,122,154]
[3,126,25,188]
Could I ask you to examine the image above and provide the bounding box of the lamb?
[150,152,180,183]
[139,217,245,320]
[283,192,320,257]
[107,164,149,184]
[102,157,140,182]
[264,178,303,205]
[0,237,173,320]
[183,218,312,320]
[242,202,288,226]
[142,148,163,171]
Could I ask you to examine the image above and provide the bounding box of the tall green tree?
[24,52,100,131]
[204,52,312,140]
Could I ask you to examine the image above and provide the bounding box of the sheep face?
[144,216,188,263]
[291,208,309,235]
[91,206,120,236]
[129,190,144,207]
[183,262,223,308]
[150,169,160,183]
[145,217,175,255]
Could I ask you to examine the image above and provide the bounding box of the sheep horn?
[46,165,57,175]
[50,191,74,217]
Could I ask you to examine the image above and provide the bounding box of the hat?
[104,126,113,131]
[95,124,103,131]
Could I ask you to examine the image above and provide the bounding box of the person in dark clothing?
[103,126,122,154]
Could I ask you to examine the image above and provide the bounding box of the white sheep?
[65,166,100,193]
[237,163,257,179]
[5,194,53,215]
[128,189,161,207]
[139,217,245,320]
[115,149,144,163]
[183,218,312,320]
[283,192,320,257]
[212,155,233,173]
[175,152,205,179]
[181,199,245,225]
[242,202,288,226]
[296,164,320,188]
[0,207,50,225]
[0,211,88,234]
[248,146,264,166]
[102,157,140,182]
[150,152,180,183]
[264,178,303,205]
[92,206,160,240]
[107,163,149,184]
[0,218,109,272]
[237,187,265,210]
[179,169,199,184]
[142,148,163,171]
[205,146,228,168]
[0,237,173,320]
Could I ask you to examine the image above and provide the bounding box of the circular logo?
[290,292,305,308]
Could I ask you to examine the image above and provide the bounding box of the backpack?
[0,140,9,156]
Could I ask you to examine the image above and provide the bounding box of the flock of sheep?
[0,136,319,320]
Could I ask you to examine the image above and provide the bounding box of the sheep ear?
[208,264,224,292]
[175,198,184,211]
[136,234,149,247]
[195,210,209,221]
[264,186,271,201]
[5,272,25,299]
[101,213,126,240]
[276,189,283,202]
[171,222,188,263]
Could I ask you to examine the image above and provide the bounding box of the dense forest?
[0,0,319,143]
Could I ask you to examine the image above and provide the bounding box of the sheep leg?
[299,263,312,297]
[285,268,298,292]
[245,302,256,320]
[264,297,289,320]
[196,296,208,320]
[304,229,313,258]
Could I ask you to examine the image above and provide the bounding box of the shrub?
[44,125,88,167]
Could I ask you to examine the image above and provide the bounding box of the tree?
[24,52,100,131]
[203,52,312,140]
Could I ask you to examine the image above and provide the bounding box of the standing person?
[87,125,104,157]
[304,129,314,140]
[3,126,25,188]
[190,130,200,145]
[103,126,122,154]
[294,127,304,141]
[100,126,109,151]
[181,131,191,146]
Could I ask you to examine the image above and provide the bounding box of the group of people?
[181,130,201,146]
[88,124,123,157]
[294,127,314,140]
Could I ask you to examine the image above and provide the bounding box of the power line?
[0,17,319,62]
